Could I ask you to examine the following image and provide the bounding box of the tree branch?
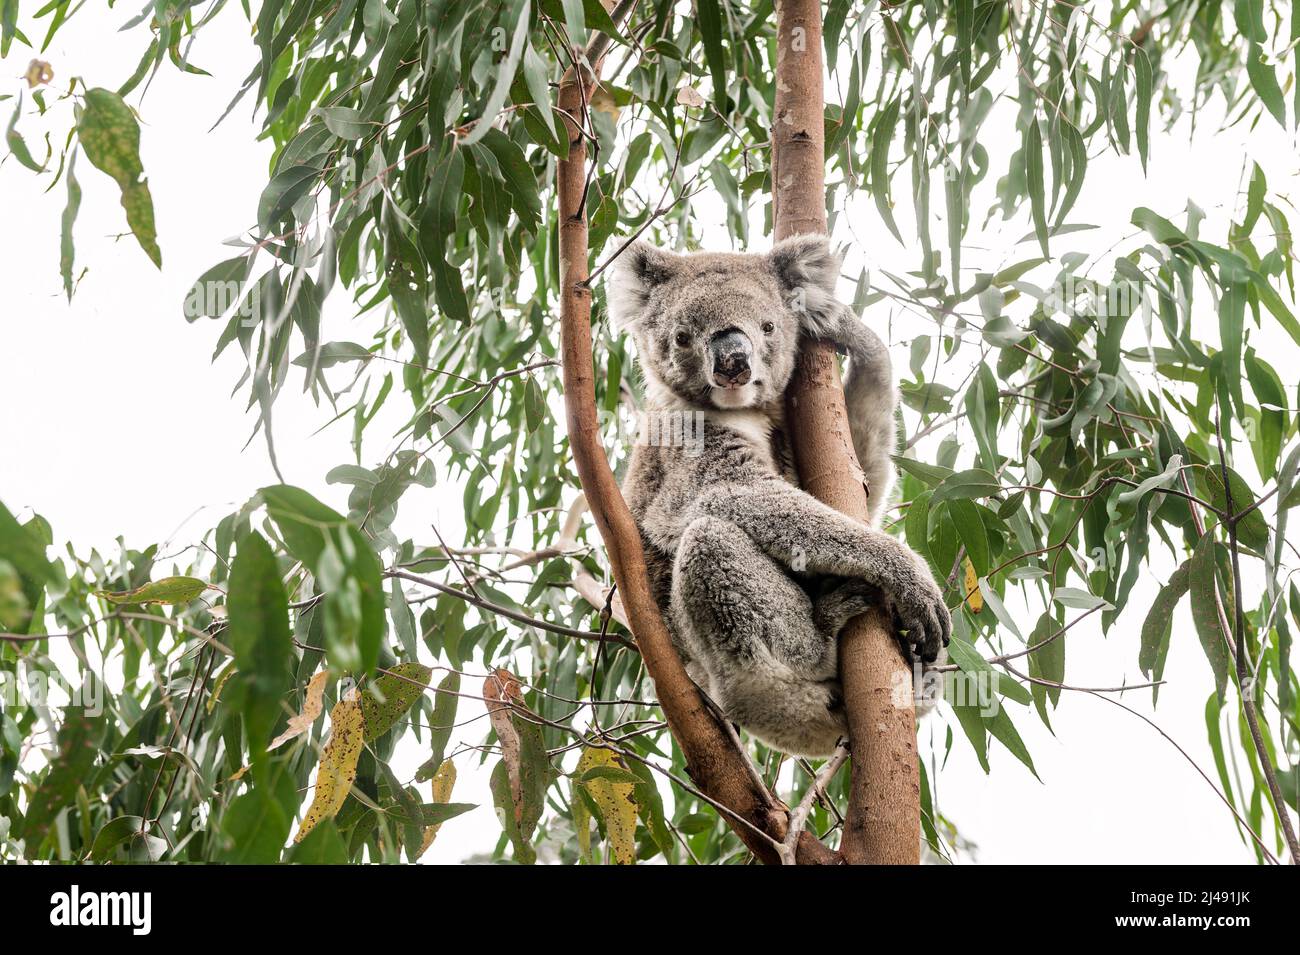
[779,743,850,864]
[554,0,838,865]
[1214,413,1299,864]
[775,0,921,864]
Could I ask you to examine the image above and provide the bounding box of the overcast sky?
[3,11,1295,863]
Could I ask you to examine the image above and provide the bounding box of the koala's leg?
[671,516,847,757]
[699,481,951,662]
[823,307,899,527]
[811,578,884,638]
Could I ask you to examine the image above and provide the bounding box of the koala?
[607,234,951,757]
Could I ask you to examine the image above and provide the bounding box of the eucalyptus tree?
[1,0,1297,864]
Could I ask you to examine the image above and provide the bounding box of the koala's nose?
[709,329,753,387]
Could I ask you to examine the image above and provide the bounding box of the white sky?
[2,10,1296,863]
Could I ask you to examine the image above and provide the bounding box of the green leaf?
[0,0,17,56]
[984,705,1039,778]
[89,816,159,862]
[291,341,371,367]
[948,499,990,576]
[1245,41,1286,127]
[1253,273,1300,348]
[523,376,545,433]
[1131,206,1187,246]
[0,500,55,632]
[893,456,954,487]
[316,106,371,139]
[1116,454,1183,507]
[480,127,542,228]
[219,768,298,862]
[1139,560,1190,699]
[1200,464,1269,552]
[289,819,350,863]
[415,671,460,782]
[1189,533,1230,702]
[97,575,207,605]
[1218,281,1246,410]
[697,0,727,114]
[419,145,470,330]
[1133,50,1152,171]
[490,758,536,863]
[579,764,644,786]
[1026,613,1064,717]
[1244,349,1285,480]
[59,149,81,299]
[946,674,989,772]
[521,42,555,139]
[931,468,1000,505]
[0,559,29,631]
[1024,116,1048,258]
[183,256,252,321]
[459,0,529,146]
[77,88,161,266]
[260,485,385,675]
[869,97,903,243]
[389,576,418,658]
[21,698,102,846]
[1051,587,1111,611]
[976,579,1024,641]
[256,163,321,235]
[227,531,294,760]
[6,93,46,172]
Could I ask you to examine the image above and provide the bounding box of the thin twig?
[778,743,850,864]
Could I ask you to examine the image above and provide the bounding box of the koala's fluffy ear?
[769,234,845,336]
[606,240,681,331]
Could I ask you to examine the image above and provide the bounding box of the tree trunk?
[555,11,839,866]
[774,0,921,864]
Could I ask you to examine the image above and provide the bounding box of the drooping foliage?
[2,1,1297,863]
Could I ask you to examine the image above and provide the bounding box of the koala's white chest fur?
[709,407,780,469]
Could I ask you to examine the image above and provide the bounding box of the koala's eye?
[674,330,692,348]
[761,321,776,335]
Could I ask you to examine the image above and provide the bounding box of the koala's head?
[606,235,843,410]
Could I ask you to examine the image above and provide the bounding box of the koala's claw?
[886,574,951,665]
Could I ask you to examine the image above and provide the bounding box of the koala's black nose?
[709,328,753,387]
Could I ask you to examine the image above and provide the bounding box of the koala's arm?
[811,305,899,527]
[697,481,950,660]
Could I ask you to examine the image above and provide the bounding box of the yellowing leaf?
[964,558,983,613]
[206,662,234,713]
[483,668,526,819]
[25,60,53,88]
[268,670,328,751]
[484,669,552,863]
[575,746,639,865]
[415,759,456,860]
[77,88,161,267]
[676,85,706,108]
[590,84,621,121]
[293,689,364,843]
[97,575,208,605]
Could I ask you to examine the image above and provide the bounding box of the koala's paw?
[883,558,951,664]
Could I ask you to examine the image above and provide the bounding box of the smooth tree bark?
[556,5,839,865]
[773,0,921,864]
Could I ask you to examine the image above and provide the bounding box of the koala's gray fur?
[607,234,951,757]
